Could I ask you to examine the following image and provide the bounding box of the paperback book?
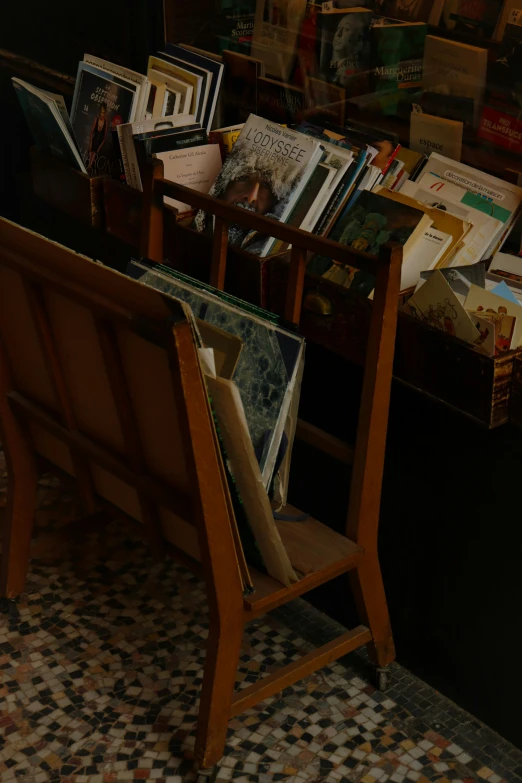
[307,189,429,293]
[13,78,86,172]
[317,7,373,95]
[422,36,488,126]
[71,63,137,175]
[193,114,323,256]
[369,16,427,115]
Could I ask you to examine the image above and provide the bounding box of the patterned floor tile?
[0,459,521,783]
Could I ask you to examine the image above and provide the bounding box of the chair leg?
[0,448,38,600]
[350,556,395,668]
[194,614,244,770]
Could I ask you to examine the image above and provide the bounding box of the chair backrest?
[0,217,243,597]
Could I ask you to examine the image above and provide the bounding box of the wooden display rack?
[0,195,400,779]
[26,150,522,427]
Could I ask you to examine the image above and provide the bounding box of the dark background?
[2,0,522,752]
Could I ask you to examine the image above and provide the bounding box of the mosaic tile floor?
[1,454,521,783]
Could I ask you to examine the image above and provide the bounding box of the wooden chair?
[0,210,401,782]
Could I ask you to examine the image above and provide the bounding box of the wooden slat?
[230,626,372,717]
[296,419,354,464]
[210,217,228,290]
[95,319,165,556]
[155,171,383,275]
[244,547,363,619]
[141,154,165,262]
[284,246,307,325]
[0,245,169,343]
[8,391,193,521]
[22,281,97,514]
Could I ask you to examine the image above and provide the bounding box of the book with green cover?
[307,189,426,294]
[369,16,427,115]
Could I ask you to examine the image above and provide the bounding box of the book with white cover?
[148,68,193,115]
[117,113,196,191]
[149,55,203,122]
[403,174,503,264]
[399,228,453,290]
[155,144,223,212]
[417,153,522,227]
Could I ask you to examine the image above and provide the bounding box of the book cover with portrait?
[71,63,137,176]
[317,8,373,96]
[193,113,322,256]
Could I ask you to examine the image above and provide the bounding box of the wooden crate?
[269,257,521,429]
[30,148,104,228]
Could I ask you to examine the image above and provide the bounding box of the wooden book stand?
[0,206,401,781]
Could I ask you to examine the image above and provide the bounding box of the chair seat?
[244,505,364,619]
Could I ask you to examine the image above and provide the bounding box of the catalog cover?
[71,64,136,175]
[318,8,372,94]
[193,114,321,256]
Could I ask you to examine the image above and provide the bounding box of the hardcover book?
[251,0,309,81]
[317,7,373,95]
[222,50,265,125]
[71,63,137,175]
[215,0,256,53]
[369,16,427,114]
[193,113,323,256]
[440,0,503,38]
[422,35,488,125]
[257,77,305,125]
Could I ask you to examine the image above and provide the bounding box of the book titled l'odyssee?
[193,113,322,256]
[71,63,137,176]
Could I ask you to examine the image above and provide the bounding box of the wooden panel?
[30,148,104,228]
[104,178,142,248]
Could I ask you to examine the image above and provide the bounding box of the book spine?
[117,123,143,192]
